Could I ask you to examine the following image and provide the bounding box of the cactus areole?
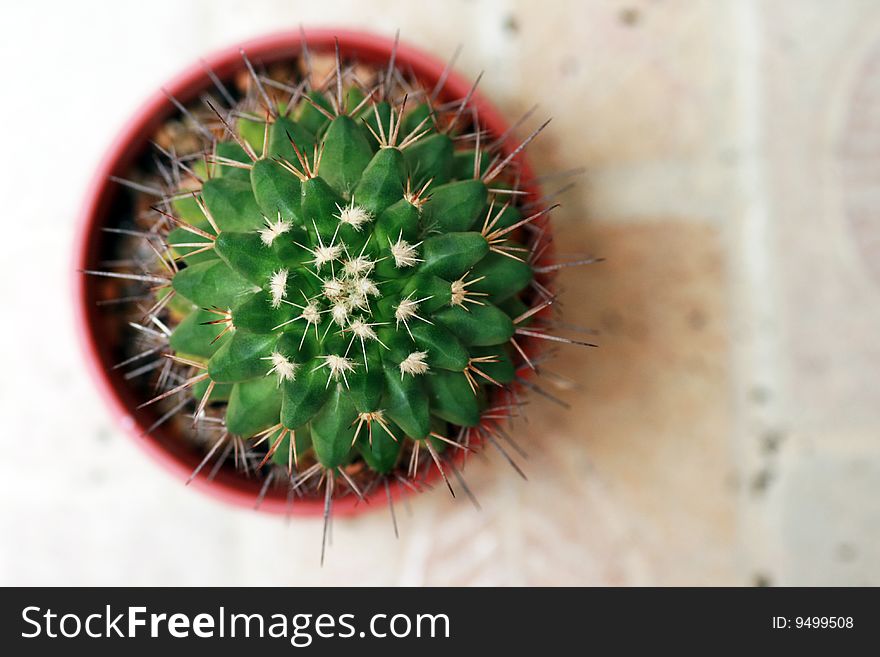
[76,31,563,520]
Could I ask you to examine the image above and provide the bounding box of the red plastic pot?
[74,29,551,516]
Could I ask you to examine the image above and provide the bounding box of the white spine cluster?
[343,255,375,278]
[311,243,343,270]
[322,277,347,301]
[266,351,298,383]
[317,354,357,387]
[348,319,379,342]
[259,215,291,246]
[399,351,429,378]
[336,201,373,231]
[449,273,486,309]
[301,300,322,325]
[351,277,380,303]
[269,269,288,308]
[330,302,350,327]
[450,278,466,306]
[395,296,421,324]
[390,235,421,268]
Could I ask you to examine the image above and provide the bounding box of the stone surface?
[1,0,878,586]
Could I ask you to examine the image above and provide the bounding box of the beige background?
[2,0,879,585]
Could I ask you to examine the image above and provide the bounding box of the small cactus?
[164,84,546,472]
[91,38,591,552]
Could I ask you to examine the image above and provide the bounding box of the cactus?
[164,85,547,475]
[89,39,591,555]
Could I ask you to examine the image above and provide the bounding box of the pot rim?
[73,28,550,517]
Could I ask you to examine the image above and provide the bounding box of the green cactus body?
[167,94,534,480]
